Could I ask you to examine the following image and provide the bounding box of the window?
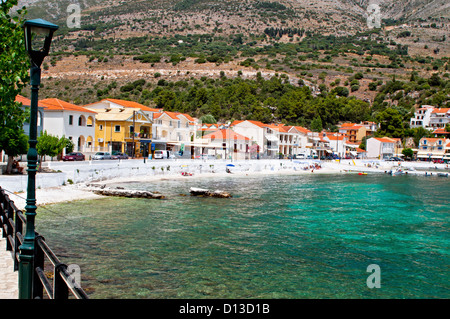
[169,120,173,127]
[423,140,427,144]
[99,125,103,131]
[178,121,181,128]
[115,125,121,132]
[69,115,73,125]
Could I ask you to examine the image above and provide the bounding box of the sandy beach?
[3,159,448,210]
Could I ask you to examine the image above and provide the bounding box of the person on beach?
[11,160,23,174]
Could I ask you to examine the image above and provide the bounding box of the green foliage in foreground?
[136,75,372,130]
[0,0,30,173]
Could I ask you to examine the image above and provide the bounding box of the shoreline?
[3,159,448,210]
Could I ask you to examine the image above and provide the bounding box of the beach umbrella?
[226,164,235,167]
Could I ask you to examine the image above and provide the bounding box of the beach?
[2,158,448,210]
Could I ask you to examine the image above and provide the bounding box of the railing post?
[33,235,44,299]
[5,198,12,252]
[54,263,69,299]
[14,211,23,271]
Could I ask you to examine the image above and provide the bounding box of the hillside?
[12,0,450,133]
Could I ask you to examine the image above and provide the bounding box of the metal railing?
[0,187,89,299]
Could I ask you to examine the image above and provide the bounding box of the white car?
[93,152,112,160]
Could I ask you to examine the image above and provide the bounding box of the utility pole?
[132,110,135,158]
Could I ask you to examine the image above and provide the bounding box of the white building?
[152,111,196,154]
[417,137,448,161]
[201,129,251,160]
[322,132,346,158]
[231,120,271,157]
[410,105,434,129]
[40,98,97,153]
[429,108,450,130]
[366,137,396,159]
[84,98,162,119]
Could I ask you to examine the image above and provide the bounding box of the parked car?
[433,159,444,164]
[387,156,404,161]
[62,152,85,161]
[201,154,216,160]
[112,152,129,160]
[93,152,112,160]
[154,150,175,159]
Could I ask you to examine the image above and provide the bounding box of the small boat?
[358,172,367,175]
[437,173,448,177]
[390,168,404,176]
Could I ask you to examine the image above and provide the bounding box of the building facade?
[40,98,96,153]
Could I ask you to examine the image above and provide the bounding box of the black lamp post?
[19,18,58,299]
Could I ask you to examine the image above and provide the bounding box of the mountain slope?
[17,0,449,32]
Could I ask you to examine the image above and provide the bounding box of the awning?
[417,154,444,159]
[266,135,278,142]
[350,151,357,156]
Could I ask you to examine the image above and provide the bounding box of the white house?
[410,105,434,129]
[84,98,162,119]
[40,98,97,153]
[202,129,251,160]
[152,111,197,154]
[417,137,448,161]
[366,137,396,159]
[231,120,270,157]
[323,132,346,158]
[429,108,450,130]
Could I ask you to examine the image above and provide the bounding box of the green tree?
[36,131,71,171]
[0,1,30,173]
[310,116,323,132]
[402,148,414,160]
[200,114,217,124]
[0,129,28,174]
[376,108,405,138]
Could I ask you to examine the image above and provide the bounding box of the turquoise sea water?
[36,173,449,299]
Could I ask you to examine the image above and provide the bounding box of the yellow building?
[85,107,152,157]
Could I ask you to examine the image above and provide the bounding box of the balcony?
[126,133,152,139]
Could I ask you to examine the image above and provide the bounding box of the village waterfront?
[2,158,447,299]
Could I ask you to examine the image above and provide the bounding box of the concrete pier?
[0,229,18,299]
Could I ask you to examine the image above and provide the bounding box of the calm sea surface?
[35,173,449,299]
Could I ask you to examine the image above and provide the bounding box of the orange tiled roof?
[15,95,46,108]
[40,98,97,113]
[231,120,267,128]
[433,128,450,134]
[153,111,195,121]
[84,99,161,113]
[420,137,446,144]
[203,129,250,141]
[431,108,450,114]
[373,137,397,143]
[293,126,311,134]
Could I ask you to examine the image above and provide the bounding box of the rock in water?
[189,187,231,198]
[92,188,165,199]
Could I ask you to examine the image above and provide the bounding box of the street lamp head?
[23,19,58,67]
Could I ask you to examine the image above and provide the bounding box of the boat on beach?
[389,168,405,176]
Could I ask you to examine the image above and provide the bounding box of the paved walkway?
[0,229,18,299]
